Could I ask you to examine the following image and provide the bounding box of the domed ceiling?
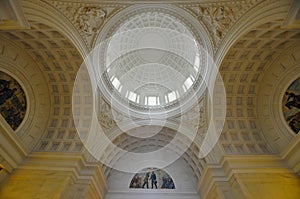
[92,8,210,118]
[2,1,298,192]
[71,5,218,174]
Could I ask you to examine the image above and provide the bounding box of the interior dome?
[95,8,208,118]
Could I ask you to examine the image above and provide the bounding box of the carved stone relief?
[198,6,233,42]
[179,1,260,47]
[49,1,127,48]
[75,6,107,37]
[97,95,124,131]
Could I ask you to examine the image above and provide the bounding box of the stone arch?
[0,36,50,152]
[216,0,291,64]
[0,70,27,131]
[217,0,297,156]
[21,0,89,57]
[257,44,300,152]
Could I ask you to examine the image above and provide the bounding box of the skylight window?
[194,54,200,72]
[148,96,157,106]
[184,77,193,90]
[128,91,137,102]
[168,91,177,102]
[118,85,123,92]
[182,85,187,92]
[112,77,121,90]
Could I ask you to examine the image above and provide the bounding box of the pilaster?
[0,115,28,182]
[281,133,300,176]
[0,152,107,199]
[199,155,300,199]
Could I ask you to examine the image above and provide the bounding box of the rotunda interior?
[0,1,299,199]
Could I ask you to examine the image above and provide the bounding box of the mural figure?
[283,78,300,134]
[0,71,27,130]
[286,112,300,133]
[285,92,300,109]
[161,174,175,189]
[129,168,175,189]
[150,171,157,189]
[0,79,9,88]
[130,175,142,188]
[142,172,150,189]
[0,87,17,105]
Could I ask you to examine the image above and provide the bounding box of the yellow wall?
[204,172,300,199]
[0,153,106,199]
[235,172,300,199]
[0,169,73,199]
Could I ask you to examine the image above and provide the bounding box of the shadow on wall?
[129,167,175,189]
[0,71,27,130]
[282,77,300,134]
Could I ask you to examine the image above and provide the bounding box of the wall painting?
[282,77,300,134]
[0,71,27,130]
[129,167,175,189]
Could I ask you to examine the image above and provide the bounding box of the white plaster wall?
[105,192,200,199]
